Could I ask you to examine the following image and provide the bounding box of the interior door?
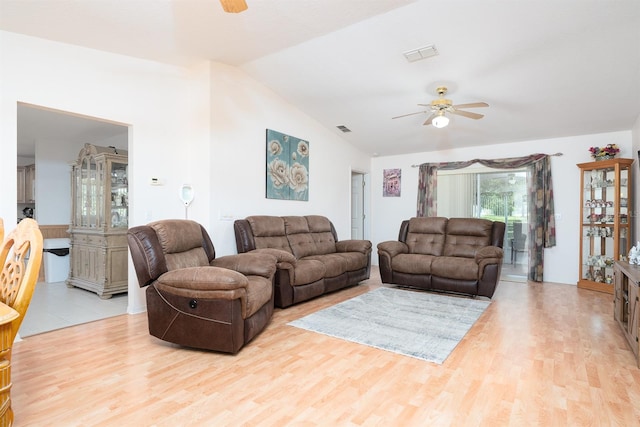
[351,172,364,240]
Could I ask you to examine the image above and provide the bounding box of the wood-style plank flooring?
[11,268,640,426]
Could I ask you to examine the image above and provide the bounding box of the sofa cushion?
[151,219,203,253]
[303,254,347,278]
[334,252,369,271]
[431,256,479,281]
[282,216,313,258]
[443,218,493,258]
[391,253,436,274]
[247,216,293,253]
[149,220,210,270]
[155,266,249,316]
[164,247,210,271]
[292,259,326,286]
[307,215,337,255]
[406,217,447,256]
[244,276,273,318]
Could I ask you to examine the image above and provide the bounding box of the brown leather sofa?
[377,217,505,298]
[234,215,372,308]
[127,219,277,353]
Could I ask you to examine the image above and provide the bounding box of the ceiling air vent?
[336,125,352,133]
[403,44,438,63]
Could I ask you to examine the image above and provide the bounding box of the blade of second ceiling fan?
[220,0,248,13]
[392,111,428,119]
[452,102,489,109]
[450,109,484,120]
[423,114,436,126]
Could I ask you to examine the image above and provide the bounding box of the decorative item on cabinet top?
[589,143,619,161]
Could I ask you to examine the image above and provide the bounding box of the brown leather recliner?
[127,219,277,353]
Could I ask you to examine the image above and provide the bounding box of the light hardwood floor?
[11,268,640,426]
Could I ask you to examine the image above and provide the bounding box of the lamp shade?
[432,114,449,128]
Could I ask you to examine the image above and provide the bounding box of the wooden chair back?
[0,219,43,341]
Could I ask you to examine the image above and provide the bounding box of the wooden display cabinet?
[577,158,633,293]
[613,261,640,367]
[68,144,128,299]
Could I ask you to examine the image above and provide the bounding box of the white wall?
[0,32,372,313]
[2,30,638,310]
[371,131,634,285]
[207,62,372,255]
[0,31,211,313]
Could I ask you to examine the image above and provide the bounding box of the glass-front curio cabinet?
[68,143,128,299]
[578,157,634,294]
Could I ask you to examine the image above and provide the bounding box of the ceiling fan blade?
[452,102,489,109]
[392,111,428,119]
[423,114,436,126]
[220,0,248,13]
[450,109,485,120]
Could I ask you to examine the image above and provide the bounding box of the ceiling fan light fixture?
[220,0,248,13]
[432,113,449,128]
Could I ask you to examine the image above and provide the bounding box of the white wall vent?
[403,44,438,62]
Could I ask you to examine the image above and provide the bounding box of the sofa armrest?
[475,246,504,263]
[336,239,372,254]
[475,246,504,281]
[157,266,249,291]
[377,241,408,258]
[249,248,297,265]
[211,253,277,279]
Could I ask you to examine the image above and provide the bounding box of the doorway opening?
[16,103,130,337]
[437,168,528,282]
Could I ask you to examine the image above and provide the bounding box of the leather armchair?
[127,219,277,353]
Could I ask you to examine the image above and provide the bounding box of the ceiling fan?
[392,86,489,128]
[220,0,248,13]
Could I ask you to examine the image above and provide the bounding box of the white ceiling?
[4,0,640,157]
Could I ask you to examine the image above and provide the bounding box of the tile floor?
[18,281,128,338]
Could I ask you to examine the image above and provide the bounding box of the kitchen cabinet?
[16,164,35,203]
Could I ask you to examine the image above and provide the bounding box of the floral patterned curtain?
[416,153,557,282]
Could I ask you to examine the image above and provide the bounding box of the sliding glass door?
[438,168,528,282]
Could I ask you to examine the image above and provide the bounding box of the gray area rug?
[288,287,490,364]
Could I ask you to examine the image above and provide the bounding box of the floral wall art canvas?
[383,168,401,197]
[266,129,309,201]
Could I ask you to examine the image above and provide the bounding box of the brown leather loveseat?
[127,219,277,353]
[377,217,505,298]
[234,215,372,308]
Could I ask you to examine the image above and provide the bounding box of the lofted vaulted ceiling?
[3,0,639,157]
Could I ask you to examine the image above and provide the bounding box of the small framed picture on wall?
[383,168,401,197]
